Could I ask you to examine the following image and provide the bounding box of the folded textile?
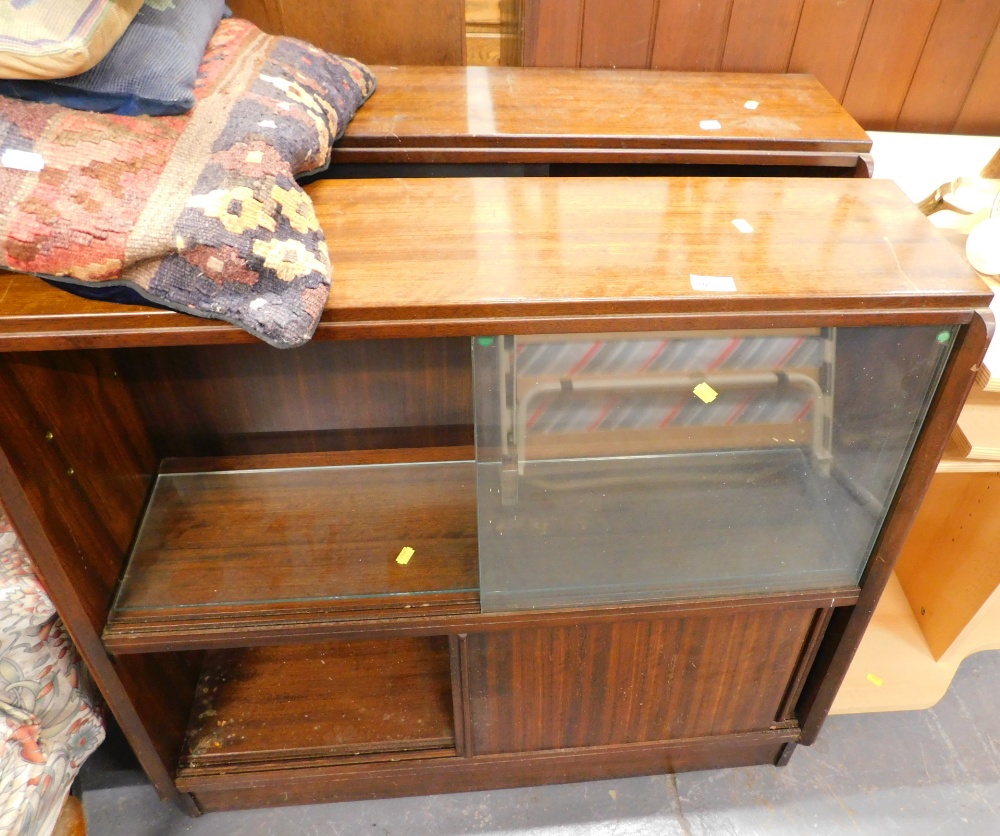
[0,0,229,116]
[1,503,105,836]
[0,0,143,80]
[0,18,377,348]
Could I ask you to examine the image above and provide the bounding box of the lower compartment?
[177,637,456,776]
[182,731,798,811]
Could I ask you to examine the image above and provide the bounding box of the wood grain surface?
[182,730,796,807]
[226,0,466,65]
[895,0,1000,133]
[650,0,735,71]
[180,638,456,771]
[788,0,872,102]
[842,0,943,131]
[339,66,870,155]
[524,0,1000,134]
[467,609,819,754]
[115,339,473,458]
[579,0,658,69]
[311,177,989,324]
[722,0,805,73]
[894,470,1000,659]
[110,458,479,628]
[0,177,988,349]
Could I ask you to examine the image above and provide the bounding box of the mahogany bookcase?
[0,174,991,814]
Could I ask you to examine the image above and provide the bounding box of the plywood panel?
[522,0,584,66]
[955,24,1000,134]
[788,0,873,100]
[894,471,1000,659]
[467,0,521,67]
[650,0,735,71]
[842,0,942,129]
[580,0,658,69]
[722,0,806,72]
[952,390,1000,460]
[897,0,1000,132]
[467,610,819,754]
[276,0,465,65]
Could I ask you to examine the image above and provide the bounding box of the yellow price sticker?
[866,673,883,687]
[693,382,719,404]
[396,546,415,565]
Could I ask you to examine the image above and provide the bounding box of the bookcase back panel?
[115,338,474,458]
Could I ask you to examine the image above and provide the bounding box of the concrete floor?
[81,650,1000,835]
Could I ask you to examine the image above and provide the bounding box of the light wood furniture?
[466,0,521,66]
[0,175,990,813]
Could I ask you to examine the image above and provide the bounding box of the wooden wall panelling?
[788,0,873,101]
[579,0,659,69]
[467,609,819,756]
[521,0,1000,133]
[650,0,735,71]
[955,22,1000,135]
[896,0,1000,133]
[841,0,942,130]
[722,0,806,73]
[229,0,466,65]
[522,0,584,66]
[225,0,284,33]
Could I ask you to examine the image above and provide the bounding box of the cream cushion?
[0,0,143,80]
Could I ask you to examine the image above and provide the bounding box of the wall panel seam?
[952,8,1000,133]
[840,0,877,103]
[784,0,809,73]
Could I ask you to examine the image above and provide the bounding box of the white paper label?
[744,100,760,110]
[699,119,722,130]
[1,149,44,172]
[690,274,737,292]
[732,219,754,234]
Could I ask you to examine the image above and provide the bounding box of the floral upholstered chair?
[1,502,105,836]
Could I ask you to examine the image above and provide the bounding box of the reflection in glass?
[474,327,954,612]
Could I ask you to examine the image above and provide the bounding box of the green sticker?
[936,331,951,343]
[477,337,495,346]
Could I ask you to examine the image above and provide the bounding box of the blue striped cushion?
[0,0,228,115]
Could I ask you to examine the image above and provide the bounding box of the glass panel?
[115,460,478,614]
[474,327,955,612]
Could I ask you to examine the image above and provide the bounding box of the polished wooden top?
[336,66,871,162]
[315,176,989,323]
[0,177,990,350]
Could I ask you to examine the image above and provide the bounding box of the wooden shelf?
[833,572,1000,714]
[177,637,456,780]
[104,451,479,652]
